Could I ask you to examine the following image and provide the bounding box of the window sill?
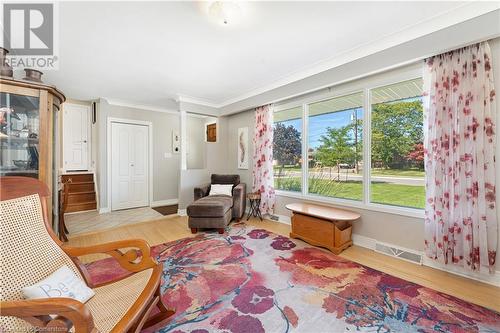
[274,190,425,219]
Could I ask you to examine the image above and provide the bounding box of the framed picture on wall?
[237,127,248,169]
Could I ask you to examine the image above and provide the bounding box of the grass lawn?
[274,178,425,209]
[371,168,424,178]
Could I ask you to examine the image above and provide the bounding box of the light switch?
[164,152,172,159]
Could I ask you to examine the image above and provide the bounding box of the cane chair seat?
[1,195,85,331]
[87,268,153,332]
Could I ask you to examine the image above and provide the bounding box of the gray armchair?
[193,174,247,219]
[188,174,246,234]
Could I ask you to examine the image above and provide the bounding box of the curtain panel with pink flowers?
[252,104,275,214]
[423,42,497,272]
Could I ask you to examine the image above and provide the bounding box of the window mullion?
[302,103,309,196]
[363,88,371,204]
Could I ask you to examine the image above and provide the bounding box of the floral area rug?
[85,223,500,332]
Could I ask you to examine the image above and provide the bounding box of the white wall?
[96,99,181,210]
[186,116,207,170]
[178,169,210,210]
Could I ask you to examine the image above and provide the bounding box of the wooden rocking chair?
[0,177,175,332]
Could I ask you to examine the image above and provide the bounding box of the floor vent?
[269,215,280,221]
[374,242,423,264]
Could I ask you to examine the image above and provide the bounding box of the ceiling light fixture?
[208,1,241,25]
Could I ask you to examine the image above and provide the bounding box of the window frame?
[273,65,425,218]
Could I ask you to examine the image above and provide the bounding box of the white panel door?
[63,104,90,171]
[111,122,149,210]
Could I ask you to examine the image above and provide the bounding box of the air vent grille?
[375,242,422,264]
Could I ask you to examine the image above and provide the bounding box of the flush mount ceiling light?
[208,1,241,25]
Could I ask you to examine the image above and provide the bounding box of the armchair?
[193,174,247,219]
[189,174,246,234]
[0,177,174,333]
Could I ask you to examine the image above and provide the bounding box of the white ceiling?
[38,1,497,110]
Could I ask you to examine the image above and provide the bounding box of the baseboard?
[177,209,187,216]
[98,207,111,214]
[422,257,500,287]
[271,214,291,225]
[352,234,377,250]
[65,209,98,215]
[352,233,500,287]
[151,199,178,207]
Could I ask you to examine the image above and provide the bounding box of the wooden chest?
[286,203,360,254]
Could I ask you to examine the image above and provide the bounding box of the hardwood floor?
[66,215,500,312]
[65,207,163,236]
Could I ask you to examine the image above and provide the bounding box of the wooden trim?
[47,93,54,226]
[0,298,97,333]
[62,239,157,273]
[0,77,65,103]
[38,90,52,223]
[0,83,40,98]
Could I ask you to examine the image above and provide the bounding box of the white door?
[63,103,90,171]
[111,122,149,210]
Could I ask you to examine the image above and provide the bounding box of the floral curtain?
[253,104,275,214]
[423,42,497,272]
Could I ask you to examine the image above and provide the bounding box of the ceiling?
[35,1,496,110]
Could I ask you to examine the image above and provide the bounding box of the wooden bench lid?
[285,202,360,221]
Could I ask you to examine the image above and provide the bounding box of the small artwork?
[237,127,248,169]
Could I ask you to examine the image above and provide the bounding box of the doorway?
[108,119,152,211]
[63,103,91,171]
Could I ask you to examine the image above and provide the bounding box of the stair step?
[67,192,96,204]
[66,201,97,213]
[62,173,93,183]
[68,182,94,193]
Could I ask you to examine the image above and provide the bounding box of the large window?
[272,76,425,214]
[370,79,424,209]
[308,92,363,201]
[273,106,302,192]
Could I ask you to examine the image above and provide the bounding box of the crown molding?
[176,94,220,108]
[217,3,499,109]
[103,97,179,114]
[179,3,500,112]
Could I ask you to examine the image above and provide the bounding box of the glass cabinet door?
[0,92,40,178]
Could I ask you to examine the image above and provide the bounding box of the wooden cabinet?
[1,77,65,227]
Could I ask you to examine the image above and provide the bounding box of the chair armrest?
[1,298,96,333]
[232,183,247,219]
[62,239,157,273]
[194,183,210,201]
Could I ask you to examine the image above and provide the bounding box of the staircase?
[61,173,97,213]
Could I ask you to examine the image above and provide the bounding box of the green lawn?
[371,168,424,178]
[274,178,425,209]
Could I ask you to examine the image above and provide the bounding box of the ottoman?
[187,195,233,234]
